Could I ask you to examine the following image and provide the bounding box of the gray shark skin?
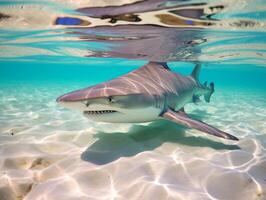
[57,62,238,141]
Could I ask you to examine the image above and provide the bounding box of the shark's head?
[56,79,162,123]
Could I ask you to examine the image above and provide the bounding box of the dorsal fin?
[191,63,201,81]
[148,62,170,70]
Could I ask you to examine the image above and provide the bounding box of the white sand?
[0,86,266,200]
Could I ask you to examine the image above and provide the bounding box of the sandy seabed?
[0,85,266,200]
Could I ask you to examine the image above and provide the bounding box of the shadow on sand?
[81,119,240,165]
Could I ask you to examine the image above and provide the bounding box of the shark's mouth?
[84,110,118,115]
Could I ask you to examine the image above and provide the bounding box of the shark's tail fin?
[191,63,215,103]
[204,82,215,103]
[191,63,201,82]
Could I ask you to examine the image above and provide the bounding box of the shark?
[57,62,238,141]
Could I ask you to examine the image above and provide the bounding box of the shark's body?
[57,62,238,141]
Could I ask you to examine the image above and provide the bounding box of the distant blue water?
[1,60,265,92]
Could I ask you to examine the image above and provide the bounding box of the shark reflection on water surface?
[54,0,224,62]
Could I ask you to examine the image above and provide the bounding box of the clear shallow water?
[0,1,266,200]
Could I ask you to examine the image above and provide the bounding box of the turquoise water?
[0,1,266,200]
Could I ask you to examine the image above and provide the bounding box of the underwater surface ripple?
[0,0,266,200]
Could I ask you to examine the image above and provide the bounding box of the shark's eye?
[107,96,114,103]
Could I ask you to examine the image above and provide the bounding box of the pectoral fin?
[161,109,239,141]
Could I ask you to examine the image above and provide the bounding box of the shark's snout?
[56,89,90,112]
[56,95,65,103]
[56,89,87,103]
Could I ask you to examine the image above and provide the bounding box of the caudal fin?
[191,63,215,103]
[204,82,214,103]
[191,63,201,81]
